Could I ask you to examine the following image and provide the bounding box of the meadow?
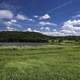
[0,43,80,80]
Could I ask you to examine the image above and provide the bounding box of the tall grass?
[0,44,80,80]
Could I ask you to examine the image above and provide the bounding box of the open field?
[0,44,80,80]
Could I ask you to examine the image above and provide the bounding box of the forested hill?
[0,31,80,42]
[0,31,51,42]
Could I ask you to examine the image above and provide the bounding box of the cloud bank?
[42,19,80,36]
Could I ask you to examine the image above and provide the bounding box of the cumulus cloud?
[45,27,50,31]
[4,19,21,31]
[6,26,16,31]
[0,10,13,19]
[39,14,50,20]
[4,19,17,26]
[16,14,28,20]
[26,28,32,32]
[40,26,50,32]
[41,19,80,36]
[48,19,80,36]
[61,19,80,35]
[4,22,15,31]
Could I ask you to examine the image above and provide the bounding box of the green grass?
[0,44,80,80]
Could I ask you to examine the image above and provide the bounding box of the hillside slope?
[0,31,50,42]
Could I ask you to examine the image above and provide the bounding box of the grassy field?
[0,44,80,80]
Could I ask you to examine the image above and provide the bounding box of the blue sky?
[0,0,80,36]
[1,0,80,23]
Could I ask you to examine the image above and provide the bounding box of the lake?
[0,42,48,46]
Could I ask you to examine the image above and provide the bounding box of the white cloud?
[64,20,80,25]
[6,26,16,31]
[45,27,50,31]
[39,21,57,26]
[34,15,38,18]
[4,21,12,26]
[26,28,32,32]
[41,31,65,36]
[40,26,50,31]
[11,19,17,23]
[33,29,40,32]
[61,19,80,36]
[39,21,57,33]
[0,10,13,19]
[4,19,16,26]
[28,19,35,22]
[4,21,18,31]
[62,20,80,31]
[53,29,57,32]
[39,14,50,20]
[16,14,28,20]
[16,14,34,22]
[40,19,80,36]
[4,20,21,30]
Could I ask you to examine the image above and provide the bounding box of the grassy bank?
[0,44,80,80]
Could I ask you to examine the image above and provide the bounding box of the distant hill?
[0,31,51,42]
[0,31,80,43]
